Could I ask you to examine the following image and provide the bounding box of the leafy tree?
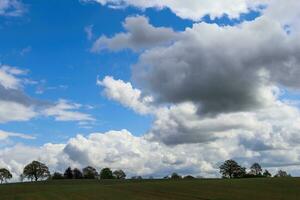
[73,168,83,179]
[183,175,195,179]
[275,170,291,178]
[83,166,98,179]
[171,172,182,179]
[219,160,246,178]
[263,170,272,177]
[100,168,113,179]
[113,169,126,179]
[250,163,262,176]
[52,172,64,180]
[64,167,73,179]
[23,161,50,181]
[0,168,12,184]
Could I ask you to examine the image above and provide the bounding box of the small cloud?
[84,25,94,40]
[20,46,32,56]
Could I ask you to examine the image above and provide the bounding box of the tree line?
[0,159,293,183]
[219,160,291,179]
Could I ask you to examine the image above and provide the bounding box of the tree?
[275,170,291,178]
[219,160,246,178]
[64,167,73,179]
[83,166,98,179]
[0,168,12,184]
[52,172,64,180]
[100,168,113,179]
[171,172,181,179]
[250,163,262,176]
[73,168,83,179]
[113,170,126,179]
[184,175,195,179]
[263,170,272,177]
[23,161,50,181]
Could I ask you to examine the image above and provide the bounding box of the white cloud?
[84,25,94,40]
[0,65,26,90]
[0,100,37,123]
[98,76,154,115]
[43,99,95,122]
[1,125,300,182]
[0,0,25,17]
[0,130,35,140]
[83,0,265,21]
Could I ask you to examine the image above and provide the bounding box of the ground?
[0,178,299,200]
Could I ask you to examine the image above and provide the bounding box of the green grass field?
[0,178,299,200]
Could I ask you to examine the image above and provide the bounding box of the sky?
[1,0,300,180]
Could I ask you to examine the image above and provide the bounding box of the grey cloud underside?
[0,85,50,107]
[92,16,179,52]
[132,18,300,115]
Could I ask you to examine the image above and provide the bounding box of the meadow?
[0,178,299,200]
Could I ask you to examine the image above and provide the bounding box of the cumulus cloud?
[0,0,25,17]
[133,17,300,115]
[2,127,300,181]
[98,76,154,114]
[92,16,179,52]
[83,0,265,21]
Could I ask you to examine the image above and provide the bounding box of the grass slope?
[0,178,299,200]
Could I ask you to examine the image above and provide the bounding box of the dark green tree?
[64,167,73,179]
[113,169,126,179]
[100,168,113,179]
[73,168,83,179]
[274,170,291,177]
[219,160,245,178]
[171,172,181,179]
[83,166,98,179]
[250,163,262,176]
[52,172,64,180]
[23,161,50,181]
[263,170,272,177]
[183,175,195,179]
[0,168,12,184]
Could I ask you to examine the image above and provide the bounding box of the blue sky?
[0,0,262,146]
[1,0,300,178]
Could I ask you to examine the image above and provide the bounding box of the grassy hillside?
[0,178,299,200]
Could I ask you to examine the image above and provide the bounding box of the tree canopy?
[64,167,73,179]
[113,169,126,179]
[250,163,262,176]
[100,168,113,179]
[83,166,98,179]
[23,161,50,181]
[0,168,12,184]
[219,160,246,178]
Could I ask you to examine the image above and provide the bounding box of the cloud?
[0,100,37,123]
[0,130,35,140]
[0,65,94,124]
[0,65,26,90]
[92,16,179,52]
[130,17,300,115]
[0,0,26,17]
[2,126,300,182]
[84,25,94,40]
[83,0,265,21]
[43,99,95,122]
[98,76,154,115]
